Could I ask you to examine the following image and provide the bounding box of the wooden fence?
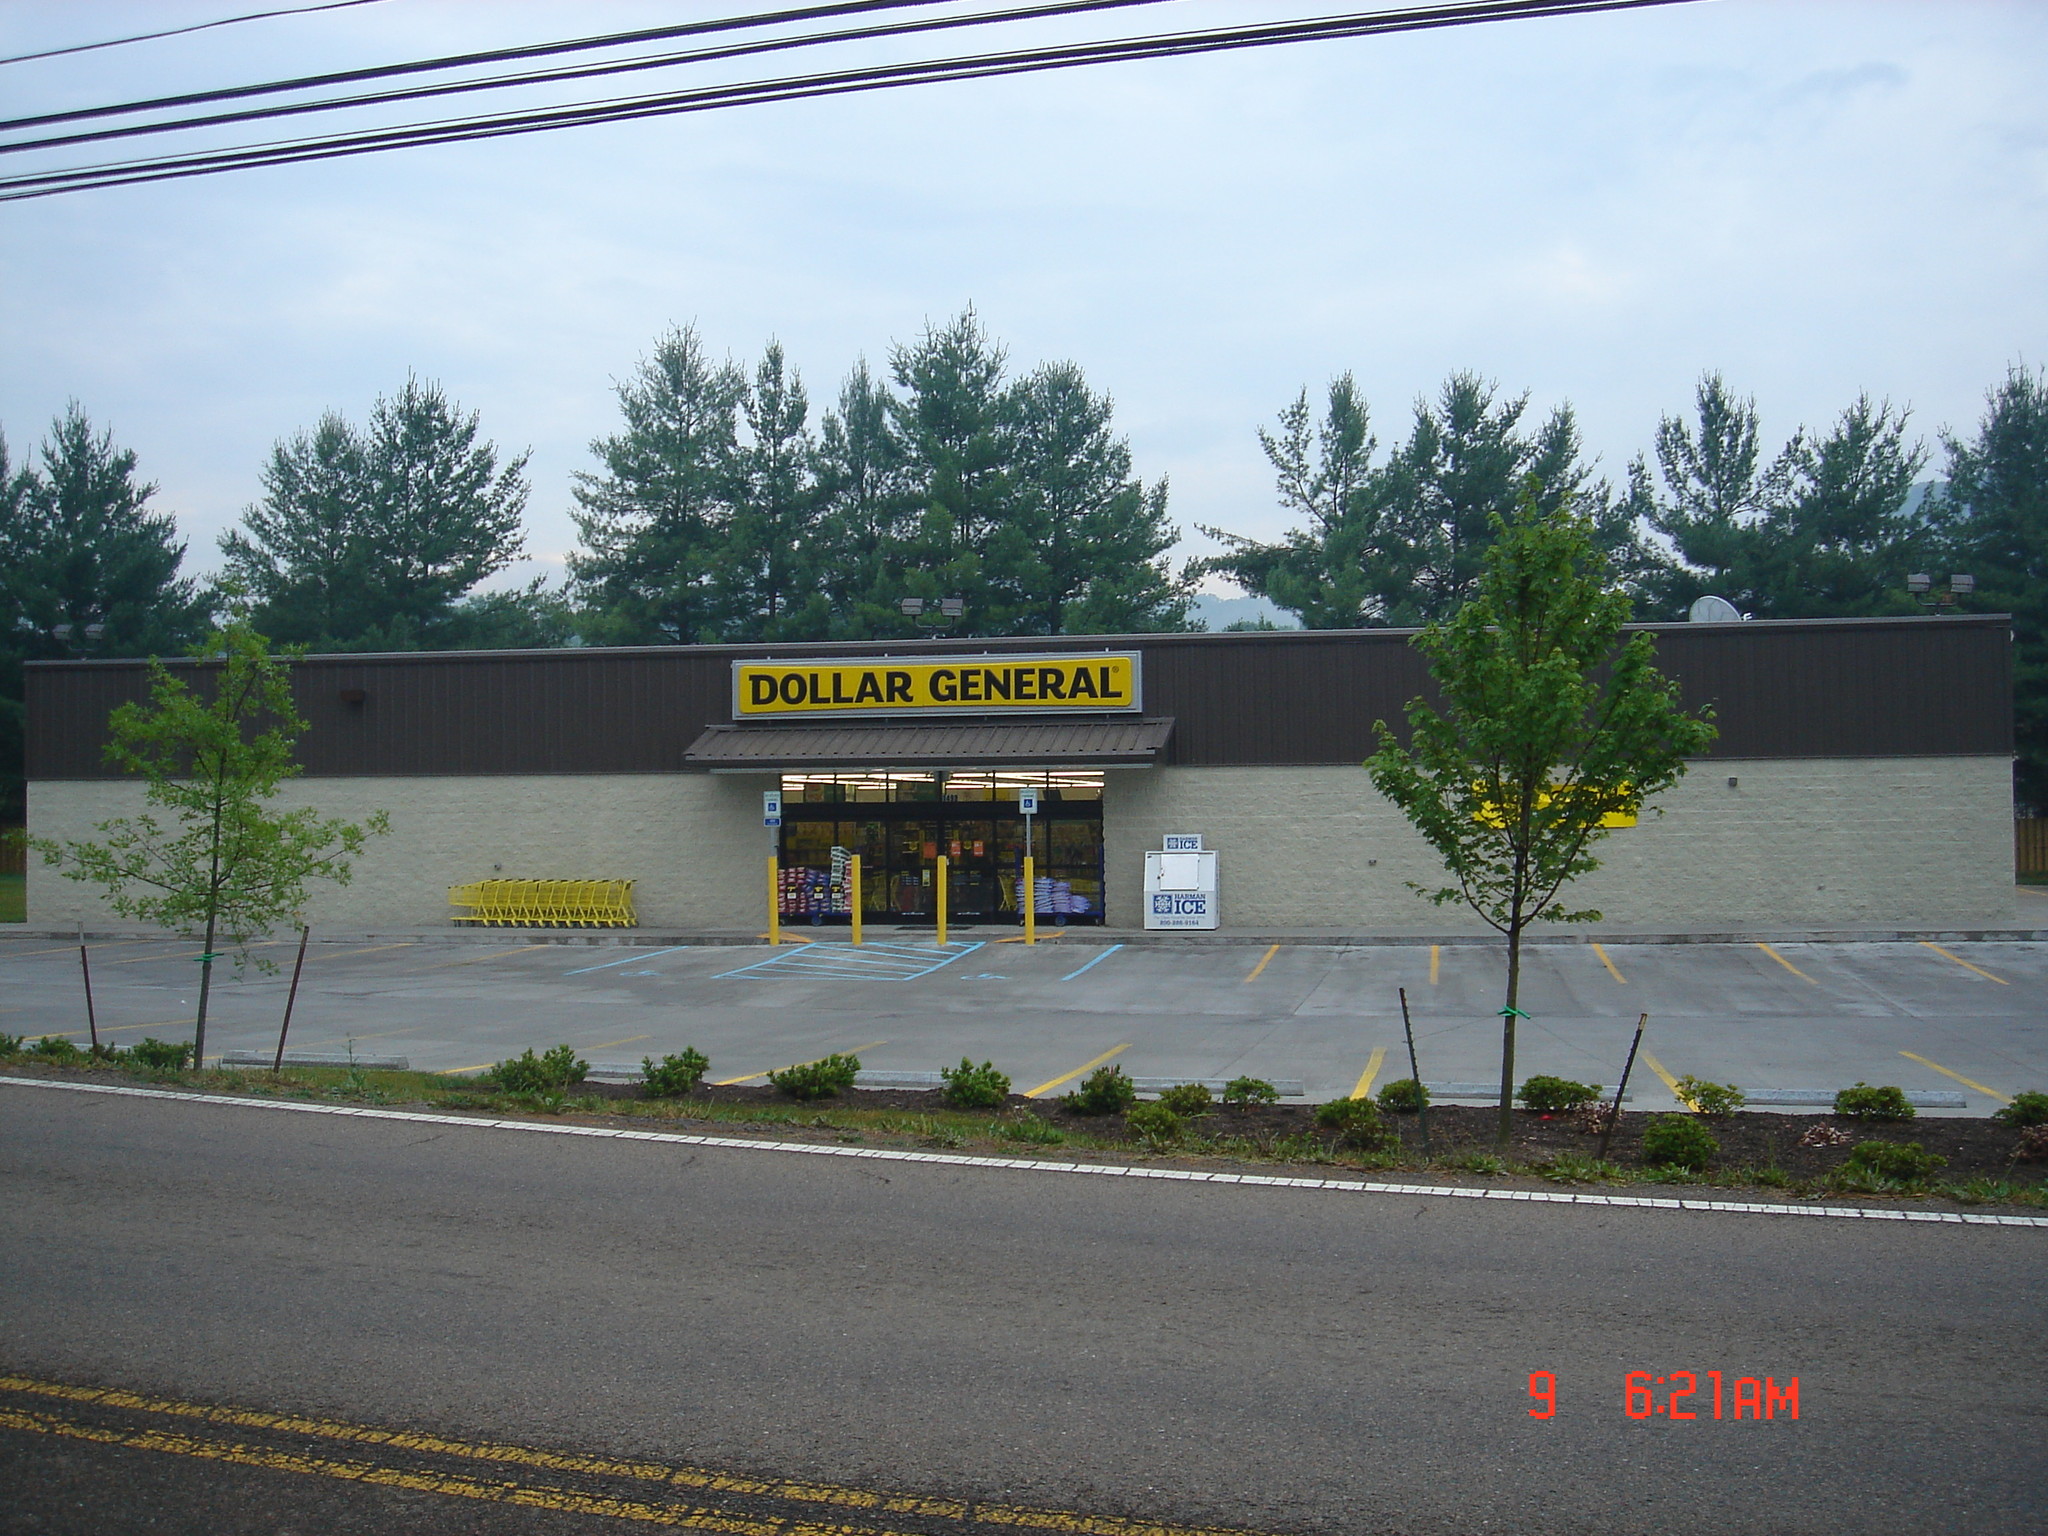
[2021,819,2048,877]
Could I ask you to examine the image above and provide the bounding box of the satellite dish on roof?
[1688,595,1743,623]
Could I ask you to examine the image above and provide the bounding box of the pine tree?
[721,342,826,640]
[1636,375,1927,619]
[814,359,917,639]
[1006,360,1193,634]
[887,310,1021,633]
[221,379,530,648]
[1203,373,1636,628]
[569,327,747,644]
[1931,365,2048,810]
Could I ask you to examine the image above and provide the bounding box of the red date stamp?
[1527,1371,1798,1420]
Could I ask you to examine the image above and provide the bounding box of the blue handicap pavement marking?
[714,939,985,982]
[563,945,691,976]
[1059,943,1124,982]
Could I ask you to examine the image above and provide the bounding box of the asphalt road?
[2,1082,2043,1534]
[4,932,2044,1111]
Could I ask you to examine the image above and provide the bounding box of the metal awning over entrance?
[685,717,1174,770]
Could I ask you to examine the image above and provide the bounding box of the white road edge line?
[4,1075,2044,1229]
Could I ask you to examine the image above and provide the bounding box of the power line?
[0,0,1173,159]
[0,0,1700,202]
[0,0,393,68]
[0,0,953,131]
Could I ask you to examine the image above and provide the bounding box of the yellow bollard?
[767,855,780,947]
[935,853,948,948]
[849,854,862,946]
[1023,854,1036,944]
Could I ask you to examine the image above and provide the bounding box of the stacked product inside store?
[778,853,852,919]
[1033,875,1092,916]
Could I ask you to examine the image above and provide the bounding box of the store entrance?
[776,770,1105,927]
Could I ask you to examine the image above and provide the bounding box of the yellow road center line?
[1918,941,2009,985]
[1899,1050,2012,1104]
[1428,944,1440,986]
[1639,1052,1694,1108]
[1349,1046,1387,1101]
[1242,944,1280,983]
[1755,942,1817,984]
[579,1034,652,1053]
[1590,943,1626,984]
[0,1373,1266,1536]
[714,1040,886,1087]
[1024,1042,1132,1100]
[420,944,551,969]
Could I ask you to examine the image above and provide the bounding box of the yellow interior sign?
[734,653,1141,718]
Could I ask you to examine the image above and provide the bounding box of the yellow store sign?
[733,653,1142,719]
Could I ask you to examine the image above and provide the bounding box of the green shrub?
[1532,1151,1614,1184]
[992,1112,1065,1146]
[1376,1077,1430,1113]
[1991,1090,2048,1128]
[641,1048,710,1098]
[128,1037,193,1071]
[1674,1075,1746,1116]
[1843,1140,1945,1182]
[1315,1096,1397,1151]
[1155,1081,1213,1116]
[1064,1064,1137,1116]
[1448,1151,1506,1175]
[939,1057,1011,1110]
[28,1035,85,1064]
[1640,1114,1719,1169]
[1221,1076,1279,1107]
[1517,1074,1602,1113]
[0,1033,23,1058]
[1834,1082,1915,1121]
[768,1052,861,1101]
[1126,1101,1185,1145]
[488,1045,590,1095]
[2017,1125,2048,1162]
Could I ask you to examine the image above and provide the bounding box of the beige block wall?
[27,756,2015,935]
[25,773,776,933]
[1102,757,2017,932]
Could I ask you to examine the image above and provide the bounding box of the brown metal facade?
[685,717,1176,769]
[25,616,2013,780]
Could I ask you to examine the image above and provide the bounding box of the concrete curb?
[6,1075,2043,1230]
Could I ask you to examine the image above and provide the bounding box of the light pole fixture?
[898,596,965,632]
[1906,574,1973,613]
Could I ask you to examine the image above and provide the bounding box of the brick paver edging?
[6,1075,2045,1229]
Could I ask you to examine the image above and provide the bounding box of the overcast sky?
[2,0,2044,598]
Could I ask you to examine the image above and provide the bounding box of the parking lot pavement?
[2,931,2043,1109]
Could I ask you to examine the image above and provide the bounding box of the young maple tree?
[29,621,387,1068]
[1367,489,1717,1144]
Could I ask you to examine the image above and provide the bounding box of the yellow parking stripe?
[1349,1047,1387,1100]
[37,1019,194,1040]
[1918,942,2009,985]
[580,1035,652,1054]
[1024,1043,1131,1100]
[1242,944,1280,983]
[111,942,284,965]
[1590,943,1626,984]
[1640,1052,1693,1108]
[0,1372,1266,1536]
[0,938,161,959]
[1428,944,1440,986]
[420,944,551,969]
[713,1040,886,1087]
[308,942,416,962]
[1899,1050,2012,1104]
[1755,943,1817,984]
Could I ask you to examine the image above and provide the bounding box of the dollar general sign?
[733,653,1142,719]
